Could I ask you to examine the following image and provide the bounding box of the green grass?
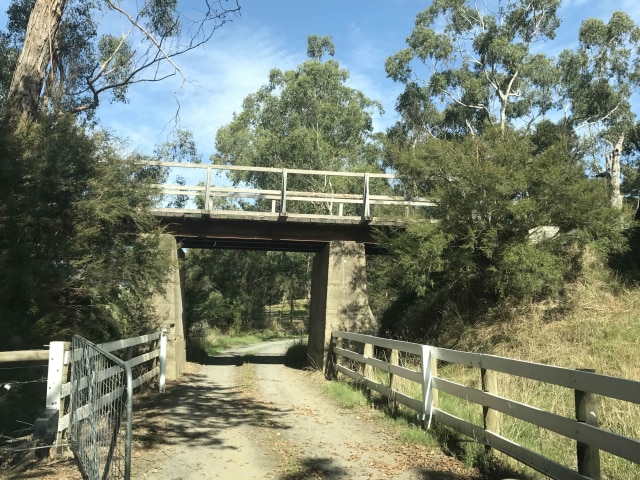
[321,380,369,409]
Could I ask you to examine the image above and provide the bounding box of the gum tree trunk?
[6,0,67,122]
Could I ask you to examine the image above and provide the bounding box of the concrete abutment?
[307,241,378,372]
[153,234,187,380]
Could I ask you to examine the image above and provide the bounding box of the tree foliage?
[385,0,562,136]
[378,128,626,338]
[0,115,170,348]
[2,0,241,121]
[385,1,640,209]
[216,35,385,215]
[184,249,311,333]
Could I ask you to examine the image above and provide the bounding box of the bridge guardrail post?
[575,368,600,480]
[204,166,212,211]
[362,173,371,220]
[280,168,288,216]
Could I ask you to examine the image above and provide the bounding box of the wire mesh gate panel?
[69,335,133,480]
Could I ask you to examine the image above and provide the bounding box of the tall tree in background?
[3,0,240,122]
[385,0,562,138]
[385,1,640,210]
[216,35,385,215]
[184,249,311,333]
[557,11,640,208]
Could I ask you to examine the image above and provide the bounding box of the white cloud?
[97,24,301,157]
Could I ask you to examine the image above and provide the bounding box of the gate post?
[42,341,70,454]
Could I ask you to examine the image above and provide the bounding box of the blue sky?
[3,1,640,160]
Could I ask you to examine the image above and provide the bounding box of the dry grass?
[436,262,640,479]
[344,256,640,478]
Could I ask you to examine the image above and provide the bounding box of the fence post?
[421,345,433,428]
[481,368,500,455]
[159,329,167,393]
[363,343,374,380]
[430,356,439,410]
[575,369,600,480]
[45,341,70,454]
[325,334,338,380]
[389,349,399,392]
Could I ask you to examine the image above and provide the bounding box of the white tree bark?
[609,135,624,210]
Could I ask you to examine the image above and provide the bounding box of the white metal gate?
[68,335,132,480]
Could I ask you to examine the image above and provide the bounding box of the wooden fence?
[328,330,640,480]
[1,331,167,451]
[142,161,436,220]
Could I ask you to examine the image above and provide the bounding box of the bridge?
[145,161,436,375]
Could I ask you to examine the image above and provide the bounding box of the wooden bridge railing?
[142,161,436,220]
[328,331,640,480]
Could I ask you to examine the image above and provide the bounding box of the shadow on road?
[279,457,348,480]
[201,353,286,366]
[132,368,292,452]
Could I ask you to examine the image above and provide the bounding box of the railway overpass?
[146,162,435,375]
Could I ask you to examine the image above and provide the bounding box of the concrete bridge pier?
[307,241,378,371]
[153,234,187,380]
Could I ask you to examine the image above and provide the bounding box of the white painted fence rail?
[328,331,640,480]
[142,161,436,220]
[39,330,167,450]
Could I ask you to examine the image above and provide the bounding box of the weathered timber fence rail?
[328,331,640,480]
[143,161,435,220]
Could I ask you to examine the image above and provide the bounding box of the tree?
[385,0,562,137]
[215,35,385,215]
[183,248,311,333]
[557,11,640,208]
[386,2,640,209]
[377,129,626,338]
[3,0,240,122]
[0,116,171,348]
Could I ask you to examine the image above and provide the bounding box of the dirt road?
[130,340,482,480]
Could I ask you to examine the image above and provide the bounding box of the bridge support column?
[307,241,378,372]
[152,234,186,380]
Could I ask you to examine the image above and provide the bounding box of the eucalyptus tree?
[215,35,385,215]
[557,11,640,208]
[385,1,640,209]
[385,0,562,138]
[377,1,637,337]
[3,0,240,122]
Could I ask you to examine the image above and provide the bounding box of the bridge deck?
[154,209,404,251]
[148,161,434,251]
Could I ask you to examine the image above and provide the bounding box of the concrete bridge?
[147,161,435,378]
